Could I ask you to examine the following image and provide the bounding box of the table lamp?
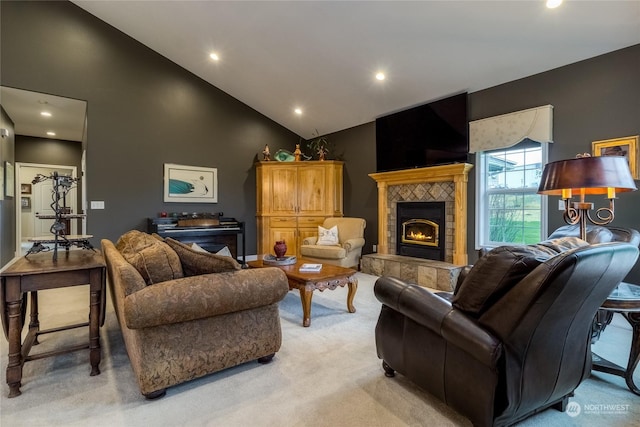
[537,154,637,240]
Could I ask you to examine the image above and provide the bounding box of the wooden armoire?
[256,160,343,257]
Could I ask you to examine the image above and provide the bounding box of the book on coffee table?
[299,263,322,272]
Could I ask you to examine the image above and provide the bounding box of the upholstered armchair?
[102,230,289,398]
[374,238,639,427]
[299,217,366,269]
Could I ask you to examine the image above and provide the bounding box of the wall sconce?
[537,154,637,240]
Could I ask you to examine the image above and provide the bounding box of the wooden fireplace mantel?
[369,163,473,266]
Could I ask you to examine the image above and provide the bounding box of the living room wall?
[1,1,639,283]
[330,44,640,283]
[0,0,300,259]
[0,107,16,267]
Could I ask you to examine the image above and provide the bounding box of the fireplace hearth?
[397,201,445,261]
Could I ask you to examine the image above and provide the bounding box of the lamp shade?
[537,156,637,196]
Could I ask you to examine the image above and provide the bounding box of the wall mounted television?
[375,92,469,172]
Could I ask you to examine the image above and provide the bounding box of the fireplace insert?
[396,201,445,261]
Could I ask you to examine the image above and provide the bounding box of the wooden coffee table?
[248,259,357,327]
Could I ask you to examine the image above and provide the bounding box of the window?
[476,140,548,248]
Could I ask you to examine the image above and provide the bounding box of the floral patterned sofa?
[101,230,289,398]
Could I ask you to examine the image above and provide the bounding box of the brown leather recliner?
[374,239,639,427]
[548,225,640,342]
[548,224,640,246]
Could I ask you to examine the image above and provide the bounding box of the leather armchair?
[548,224,640,246]
[374,240,639,427]
[300,217,366,269]
[548,224,640,342]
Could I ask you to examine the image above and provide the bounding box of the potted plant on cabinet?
[306,129,333,161]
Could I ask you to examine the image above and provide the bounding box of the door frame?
[15,162,82,256]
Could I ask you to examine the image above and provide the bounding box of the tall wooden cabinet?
[256,160,343,257]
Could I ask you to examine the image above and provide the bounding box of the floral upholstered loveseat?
[102,230,289,398]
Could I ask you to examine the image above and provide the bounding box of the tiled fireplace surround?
[362,163,473,291]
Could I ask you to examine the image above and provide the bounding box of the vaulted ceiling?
[6,1,640,141]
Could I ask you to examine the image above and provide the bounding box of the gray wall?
[0,0,300,257]
[0,107,16,266]
[1,1,639,282]
[330,45,640,283]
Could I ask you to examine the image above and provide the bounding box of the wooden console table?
[0,250,106,397]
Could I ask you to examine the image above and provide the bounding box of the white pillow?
[317,225,339,245]
[190,242,233,257]
[190,242,209,253]
[216,246,233,258]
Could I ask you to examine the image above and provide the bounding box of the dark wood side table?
[592,282,640,395]
[0,250,106,397]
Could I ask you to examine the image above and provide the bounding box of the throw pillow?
[189,242,232,257]
[116,230,184,285]
[216,246,233,257]
[317,225,339,246]
[452,237,588,317]
[190,242,209,253]
[166,238,241,276]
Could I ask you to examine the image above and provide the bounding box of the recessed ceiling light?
[46,131,56,136]
[375,72,386,81]
[40,111,52,117]
[209,52,220,61]
[294,108,302,115]
[546,0,562,9]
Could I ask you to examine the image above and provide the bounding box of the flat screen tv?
[375,92,469,172]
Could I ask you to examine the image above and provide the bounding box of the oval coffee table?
[248,258,357,327]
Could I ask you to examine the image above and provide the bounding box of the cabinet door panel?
[298,166,326,215]
[270,168,297,214]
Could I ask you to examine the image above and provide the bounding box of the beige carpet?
[1,272,638,426]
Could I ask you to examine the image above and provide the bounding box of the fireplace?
[397,201,445,261]
[369,163,472,265]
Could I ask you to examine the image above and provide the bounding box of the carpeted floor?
[1,272,638,426]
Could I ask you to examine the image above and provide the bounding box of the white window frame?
[475,142,549,250]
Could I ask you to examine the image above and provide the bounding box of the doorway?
[0,86,88,259]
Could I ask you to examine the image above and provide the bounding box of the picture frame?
[163,163,218,203]
[21,196,31,208]
[592,135,639,180]
[21,183,32,194]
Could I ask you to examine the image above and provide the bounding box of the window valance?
[469,105,553,153]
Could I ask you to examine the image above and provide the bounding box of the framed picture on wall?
[163,163,218,203]
[592,135,639,180]
[21,183,32,194]
[21,196,31,208]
